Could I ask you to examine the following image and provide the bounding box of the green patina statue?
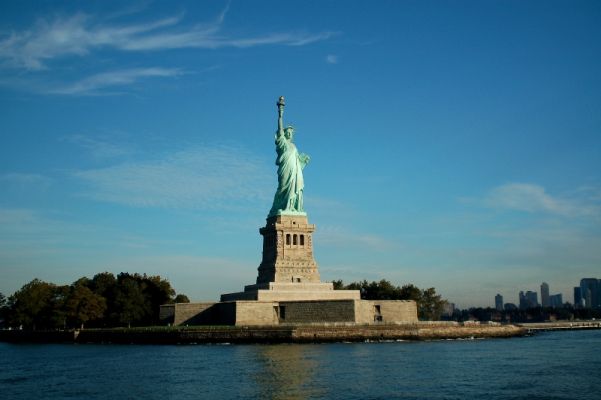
[268,96,311,217]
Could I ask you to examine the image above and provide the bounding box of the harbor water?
[1,329,599,399]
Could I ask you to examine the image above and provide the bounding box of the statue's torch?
[277,96,285,119]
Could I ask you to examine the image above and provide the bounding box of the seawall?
[0,323,525,344]
[517,321,601,332]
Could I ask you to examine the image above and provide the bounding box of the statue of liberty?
[269,96,311,217]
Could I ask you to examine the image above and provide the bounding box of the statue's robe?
[269,133,306,216]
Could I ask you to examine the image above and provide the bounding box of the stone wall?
[159,304,175,324]
[380,300,417,323]
[233,301,278,326]
[1,324,526,344]
[216,302,237,325]
[172,303,217,326]
[355,300,418,324]
[291,323,525,342]
[278,300,356,324]
[255,289,360,302]
[166,299,418,326]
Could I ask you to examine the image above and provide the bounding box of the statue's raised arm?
[276,96,285,137]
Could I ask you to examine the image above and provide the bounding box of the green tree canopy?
[0,292,7,324]
[114,275,147,328]
[3,272,189,329]
[65,284,107,329]
[174,294,190,303]
[90,272,117,298]
[7,279,68,330]
[419,287,446,320]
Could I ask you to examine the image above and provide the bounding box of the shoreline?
[517,321,601,332]
[0,323,526,344]
[3,321,599,345]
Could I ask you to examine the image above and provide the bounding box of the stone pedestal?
[257,214,320,284]
[220,214,360,302]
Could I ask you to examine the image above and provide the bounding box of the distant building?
[585,288,593,308]
[519,291,525,309]
[527,291,539,307]
[519,290,539,309]
[442,302,455,317]
[541,282,550,307]
[550,294,563,308]
[504,303,518,311]
[495,294,504,311]
[580,278,600,309]
[574,287,583,308]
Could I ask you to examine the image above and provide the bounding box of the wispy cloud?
[326,54,338,64]
[0,208,38,225]
[223,32,335,48]
[73,145,272,209]
[316,225,394,251]
[61,134,132,158]
[49,67,182,95]
[481,182,601,218]
[0,9,335,70]
[0,207,95,256]
[0,172,52,189]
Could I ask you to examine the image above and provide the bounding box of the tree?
[73,276,92,288]
[65,284,107,329]
[47,285,70,329]
[332,280,345,290]
[419,288,447,320]
[4,272,191,329]
[90,272,118,326]
[7,279,66,330]
[0,292,7,326]
[174,294,190,303]
[399,284,422,302]
[114,275,147,327]
[90,272,117,298]
[143,274,176,321]
[111,273,176,326]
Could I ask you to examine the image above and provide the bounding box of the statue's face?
[285,128,294,139]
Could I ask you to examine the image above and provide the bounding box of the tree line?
[333,279,448,320]
[0,273,190,330]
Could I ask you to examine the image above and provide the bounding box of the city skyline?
[1,1,601,308]
[494,278,600,310]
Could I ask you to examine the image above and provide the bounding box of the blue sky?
[1,1,600,308]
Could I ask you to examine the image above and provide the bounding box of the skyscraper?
[527,291,539,308]
[574,287,583,308]
[550,294,563,308]
[495,294,504,311]
[519,291,526,309]
[541,282,550,307]
[519,291,539,309]
[580,278,600,308]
